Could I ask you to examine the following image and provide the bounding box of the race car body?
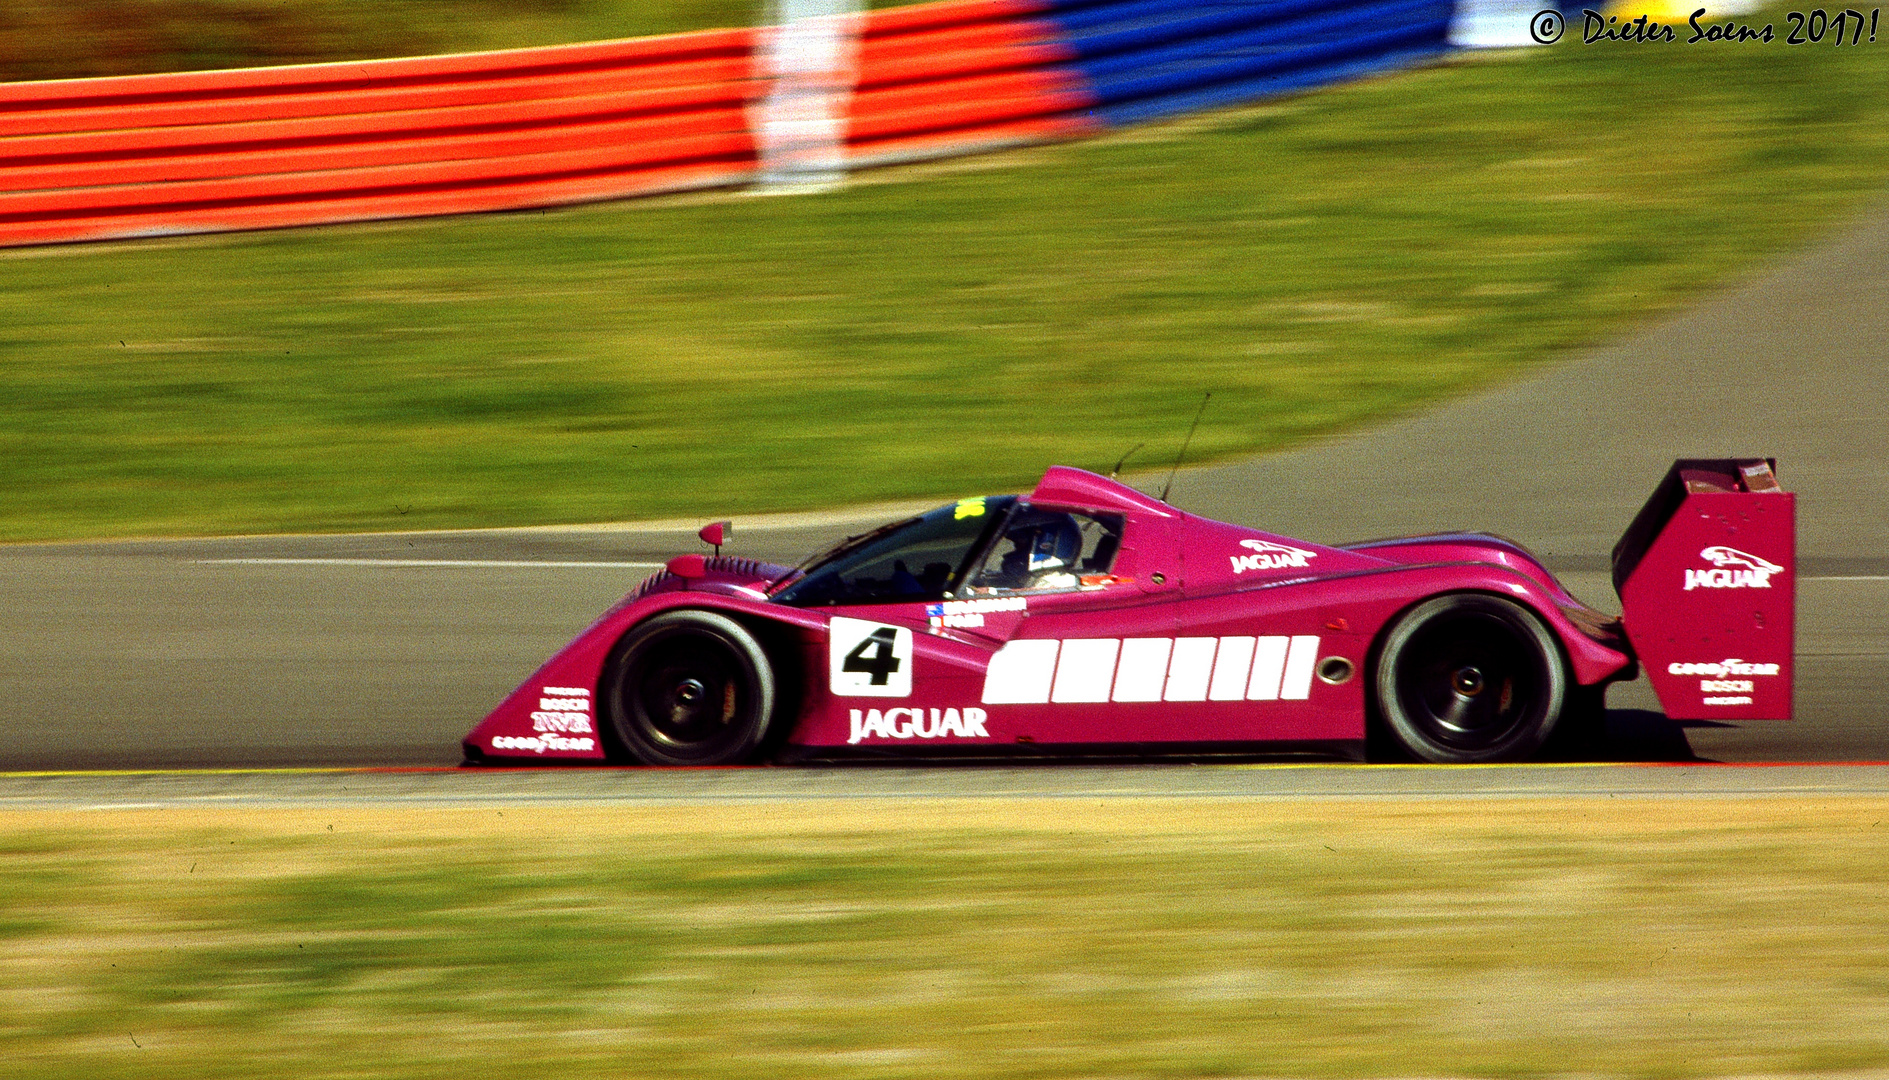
[464,459,1794,765]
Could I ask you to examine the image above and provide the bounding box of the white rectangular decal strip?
[1247,636,1289,700]
[1111,638,1171,702]
[980,635,1323,706]
[1208,636,1256,701]
[1164,637,1218,702]
[1281,635,1320,700]
[982,639,1060,704]
[1052,638,1120,703]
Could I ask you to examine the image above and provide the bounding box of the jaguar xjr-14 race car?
[464,459,1795,765]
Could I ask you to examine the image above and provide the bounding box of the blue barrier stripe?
[1070,0,1453,82]
[1067,1,1451,107]
[1048,0,1374,56]
[1037,0,1339,21]
[1091,42,1446,125]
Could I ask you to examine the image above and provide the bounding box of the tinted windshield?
[773,495,1016,607]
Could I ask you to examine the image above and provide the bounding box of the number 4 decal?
[829,617,914,697]
[845,628,902,685]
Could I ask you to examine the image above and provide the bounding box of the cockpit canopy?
[773,495,1123,607]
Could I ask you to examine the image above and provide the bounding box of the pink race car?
[464,459,1795,766]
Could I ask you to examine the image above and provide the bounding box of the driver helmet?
[1010,512,1082,575]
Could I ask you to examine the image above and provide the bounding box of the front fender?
[462,592,824,763]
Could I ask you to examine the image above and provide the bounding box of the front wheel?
[1374,594,1569,763]
[603,611,778,766]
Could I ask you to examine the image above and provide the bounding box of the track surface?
[6,763,1889,811]
[4,196,1887,772]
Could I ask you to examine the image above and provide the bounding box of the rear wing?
[1612,459,1795,720]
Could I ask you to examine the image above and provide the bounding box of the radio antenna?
[1158,391,1211,503]
[1109,442,1145,479]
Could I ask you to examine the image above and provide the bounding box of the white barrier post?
[752,0,862,194]
[1449,0,1553,46]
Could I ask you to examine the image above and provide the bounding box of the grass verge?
[4,16,1889,540]
[4,796,1889,1078]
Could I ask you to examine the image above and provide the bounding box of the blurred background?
[2,0,1885,543]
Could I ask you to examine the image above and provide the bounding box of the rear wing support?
[1612,459,1796,721]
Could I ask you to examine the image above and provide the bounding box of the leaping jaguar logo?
[1699,546,1783,573]
[1231,539,1317,574]
[1687,546,1784,591]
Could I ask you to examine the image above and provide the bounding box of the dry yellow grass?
[4,797,1889,1078]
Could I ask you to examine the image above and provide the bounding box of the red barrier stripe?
[845,0,1090,156]
[846,114,1094,165]
[850,68,1089,122]
[1,70,751,141]
[849,89,1091,142]
[0,29,754,109]
[0,109,749,193]
[857,41,1075,90]
[0,89,744,171]
[0,76,752,177]
[861,0,1052,37]
[0,131,755,224]
[0,60,756,139]
[0,0,1103,246]
[858,15,1060,61]
[0,160,749,247]
[0,125,752,220]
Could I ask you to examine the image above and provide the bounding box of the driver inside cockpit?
[989,510,1082,591]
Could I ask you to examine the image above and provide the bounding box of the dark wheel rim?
[620,630,752,760]
[1388,605,1554,755]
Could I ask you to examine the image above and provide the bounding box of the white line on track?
[197,558,666,569]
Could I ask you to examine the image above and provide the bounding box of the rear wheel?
[1374,594,1568,763]
[603,611,777,766]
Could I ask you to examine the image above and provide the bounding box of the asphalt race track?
[8,763,1889,811]
[4,196,1888,772]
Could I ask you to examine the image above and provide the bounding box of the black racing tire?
[602,611,777,766]
[1373,593,1569,764]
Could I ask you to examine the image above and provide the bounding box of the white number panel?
[828,616,914,697]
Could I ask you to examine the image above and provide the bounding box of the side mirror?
[698,520,732,554]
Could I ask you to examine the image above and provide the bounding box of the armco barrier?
[0,30,761,247]
[0,0,1457,246]
[845,0,1455,163]
[846,0,1098,167]
[1045,0,1456,126]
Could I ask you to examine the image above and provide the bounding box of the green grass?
[5,799,1889,1078]
[5,18,1889,540]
